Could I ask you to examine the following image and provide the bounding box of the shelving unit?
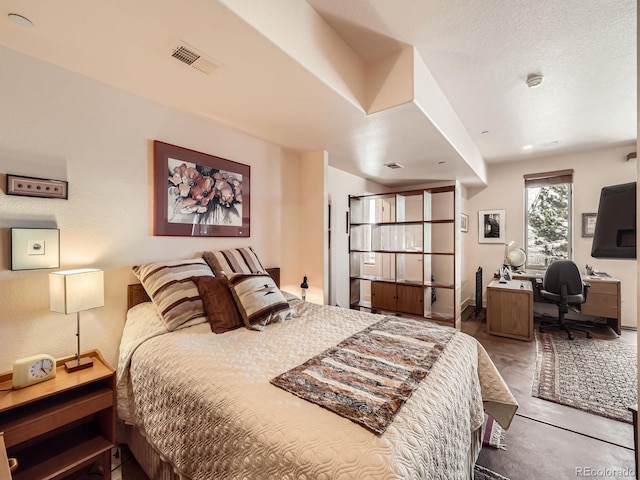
[0,350,115,480]
[349,186,458,324]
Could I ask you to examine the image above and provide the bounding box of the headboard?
[127,267,281,310]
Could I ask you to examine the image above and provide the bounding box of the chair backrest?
[543,260,583,295]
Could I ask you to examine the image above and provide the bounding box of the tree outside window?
[525,172,572,268]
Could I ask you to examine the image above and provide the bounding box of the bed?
[117,253,517,480]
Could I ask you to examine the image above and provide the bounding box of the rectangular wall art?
[478,209,505,244]
[11,228,60,270]
[154,141,250,237]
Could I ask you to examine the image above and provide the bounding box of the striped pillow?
[227,272,295,331]
[203,247,265,276]
[132,258,214,331]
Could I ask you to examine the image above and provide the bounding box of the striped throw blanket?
[271,316,455,434]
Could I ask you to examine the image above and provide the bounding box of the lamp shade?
[50,269,104,314]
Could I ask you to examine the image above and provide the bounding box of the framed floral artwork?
[154,141,250,237]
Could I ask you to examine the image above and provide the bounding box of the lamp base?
[65,356,93,373]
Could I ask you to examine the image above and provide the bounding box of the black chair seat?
[540,291,584,304]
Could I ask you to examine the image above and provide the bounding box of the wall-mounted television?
[590,181,636,259]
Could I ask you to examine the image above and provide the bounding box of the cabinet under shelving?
[348,186,459,324]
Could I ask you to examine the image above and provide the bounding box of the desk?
[511,272,622,335]
[486,280,534,341]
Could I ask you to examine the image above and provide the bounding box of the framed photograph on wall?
[478,209,505,244]
[154,140,250,237]
[460,213,469,233]
[582,212,597,238]
[11,228,60,270]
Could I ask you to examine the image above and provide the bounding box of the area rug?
[474,464,511,480]
[483,415,506,450]
[532,331,637,423]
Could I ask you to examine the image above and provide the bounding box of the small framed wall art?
[6,174,68,199]
[460,213,469,233]
[11,228,60,270]
[478,209,505,244]
[154,141,250,237]
[581,212,597,238]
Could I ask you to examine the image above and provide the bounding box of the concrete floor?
[463,311,636,480]
[75,313,637,480]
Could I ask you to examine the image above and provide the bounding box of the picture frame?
[460,213,469,233]
[6,174,68,199]
[478,209,505,244]
[154,141,250,237]
[11,228,60,270]
[582,212,597,238]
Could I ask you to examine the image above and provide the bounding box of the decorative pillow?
[227,272,295,331]
[132,258,214,331]
[193,276,244,334]
[203,247,265,277]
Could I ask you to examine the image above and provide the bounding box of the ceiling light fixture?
[522,145,533,150]
[8,13,33,27]
[526,73,544,89]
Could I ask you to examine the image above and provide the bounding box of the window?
[524,170,573,268]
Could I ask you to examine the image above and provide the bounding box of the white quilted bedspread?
[117,300,517,480]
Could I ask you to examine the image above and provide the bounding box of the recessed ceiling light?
[526,73,544,88]
[522,145,534,150]
[8,13,33,27]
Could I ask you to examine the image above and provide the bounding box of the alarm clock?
[12,354,57,389]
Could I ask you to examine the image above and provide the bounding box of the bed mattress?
[117,299,516,480]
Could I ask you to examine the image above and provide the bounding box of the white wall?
[465,146,637,327]
[0,46,302,371]
[327,167,389,308]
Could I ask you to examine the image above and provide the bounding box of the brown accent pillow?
[193,276,243,334]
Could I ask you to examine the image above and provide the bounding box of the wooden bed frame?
[127,267,281,310]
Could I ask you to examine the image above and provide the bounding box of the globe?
[506,248,527,268]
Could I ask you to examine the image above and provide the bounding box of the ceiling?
[0,0,636,188]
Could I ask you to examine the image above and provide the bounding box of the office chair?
[538,260,591,340]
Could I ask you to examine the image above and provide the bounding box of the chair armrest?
[534,278,543,294]
[582,282,590,301]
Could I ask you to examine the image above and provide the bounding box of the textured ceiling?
[0,0,636,187]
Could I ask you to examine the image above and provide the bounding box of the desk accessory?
[50,268,104,372]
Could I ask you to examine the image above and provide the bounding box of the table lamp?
[50,268,104,372]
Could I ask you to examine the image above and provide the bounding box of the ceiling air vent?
[169,41,221,75]
[384,162,404,170]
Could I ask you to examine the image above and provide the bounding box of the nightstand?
[0,350,115,479]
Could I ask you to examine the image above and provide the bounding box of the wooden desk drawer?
[587,281,618,296]
[582,294,618,318]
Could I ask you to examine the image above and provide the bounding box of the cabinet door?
[396,285,424,316]
[371,282,397,311]
[487,288,532,341]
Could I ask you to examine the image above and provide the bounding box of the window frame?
[524,170,574,269]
